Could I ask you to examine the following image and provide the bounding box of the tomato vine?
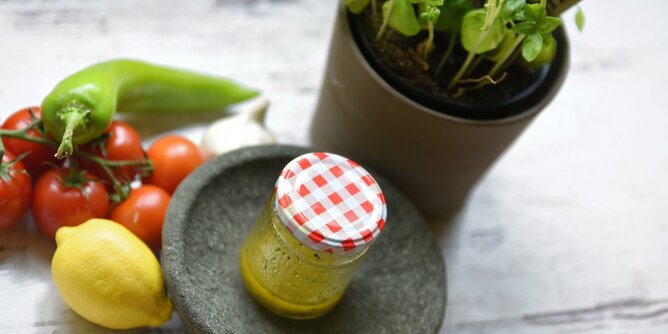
[0,118,152,201]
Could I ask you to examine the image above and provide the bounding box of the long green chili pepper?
[41,59,259,158]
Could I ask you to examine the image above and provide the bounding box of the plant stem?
[448,0,505,89]
[448,51,477,90]
[0,119,151,201]
[56,101,91,159]
[74,150,152,168]
[0,128,52,145]
[488,34,525,78]
[371,0,377,17]
[463,54,485,79]
[75,150,127,197]
[423,21,435,59]
[0,133,5,164]
[435,37,456,78]
[376,0,395,41]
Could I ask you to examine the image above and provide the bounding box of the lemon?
[51,218,173,329]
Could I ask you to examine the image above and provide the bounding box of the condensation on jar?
[239,152,387,319]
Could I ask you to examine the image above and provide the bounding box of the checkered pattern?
[274,152,387,254]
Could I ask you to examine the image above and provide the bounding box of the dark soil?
[354,6,546,109]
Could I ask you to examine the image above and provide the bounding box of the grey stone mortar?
[162,145,447,333]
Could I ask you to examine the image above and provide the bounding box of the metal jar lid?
[274,152,387,254]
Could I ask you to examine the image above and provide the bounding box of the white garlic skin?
[200,95,277,158]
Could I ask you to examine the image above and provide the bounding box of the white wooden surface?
[0,0,666,333]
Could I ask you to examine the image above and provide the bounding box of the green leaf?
[383,0,422,36]
[419,3,441,27]
[461,9,507,54]
[425,0,444,6]
[540,34,557,62]
[522,33,543,62]
[488,30,517,63]
[500,0,525,23]
[435,0,473,33]
[523,3,546,22]
[525,33,557,67]
[538,16,561,33]
[512,21,536,35]
[345,0,371,14]
[576,6,585,32]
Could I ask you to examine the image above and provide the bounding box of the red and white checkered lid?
[274,152,387,254]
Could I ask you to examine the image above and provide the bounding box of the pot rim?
[340,2,570,125]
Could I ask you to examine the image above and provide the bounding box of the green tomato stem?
[0,152,30,181]
[74,150,152,168]
[0,127,54,147]
[73,148,152,200]
[0,118,151,201]
[77,150,127,199]
[0,132,5,164]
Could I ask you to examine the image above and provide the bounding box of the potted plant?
[310,0,584,219]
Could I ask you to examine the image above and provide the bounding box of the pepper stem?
[56,103,90,159]
[0,117,150,201]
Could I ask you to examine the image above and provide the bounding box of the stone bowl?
[162,145,447,333]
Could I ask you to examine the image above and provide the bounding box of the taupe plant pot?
[310,3,569,219]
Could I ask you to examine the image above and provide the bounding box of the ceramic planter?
[310,2,570,219]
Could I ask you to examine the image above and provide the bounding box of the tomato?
[147,135,204,194]
[1,107,58,178]
[32,168,109,238]
[0,152,32,230]
[78,120,146,185]
[110,185,171,250]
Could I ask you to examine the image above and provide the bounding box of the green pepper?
[41,59,259,158]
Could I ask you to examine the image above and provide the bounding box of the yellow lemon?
[51,218,173,329]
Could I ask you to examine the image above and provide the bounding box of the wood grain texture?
[435,0,668,332]
[1,0,667,333]
[0,0,335,333]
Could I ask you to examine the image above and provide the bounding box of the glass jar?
[239,152,387,319]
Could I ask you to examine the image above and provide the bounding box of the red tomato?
[1,107,58,178]
[110,185,171,250]
[0,152,32,230]
[32,168,109,238]
[147,135,204,194]
[78,120,146,185]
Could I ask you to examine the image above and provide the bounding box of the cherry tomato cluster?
[0,107,205,250]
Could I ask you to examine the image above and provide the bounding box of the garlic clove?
[200,95,277,158]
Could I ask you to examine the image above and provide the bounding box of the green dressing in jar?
[239,152,387,319]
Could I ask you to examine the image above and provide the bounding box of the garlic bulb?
[200,95,277,157]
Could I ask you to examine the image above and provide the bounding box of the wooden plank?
[1,0,667,333]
